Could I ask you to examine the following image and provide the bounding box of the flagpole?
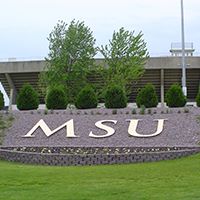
[181,0,187,96]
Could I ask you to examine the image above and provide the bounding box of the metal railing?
[171,42,194,50]
[0,56,46,62]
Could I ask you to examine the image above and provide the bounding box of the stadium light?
[181,0,187,96]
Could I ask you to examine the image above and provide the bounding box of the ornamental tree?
[75,85,98,109]
[0,91,4,110]
[42,19,97,102]
[104,84,127,108]
[165,84,186,107]
[46,86,68,109]
[99,27,148,90]
[17,83,39,110]
[136,83,158,108]
[196,87,200,107]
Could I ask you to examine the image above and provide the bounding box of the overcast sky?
[0,0,200,60]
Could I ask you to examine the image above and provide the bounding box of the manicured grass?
[0,154,200,200]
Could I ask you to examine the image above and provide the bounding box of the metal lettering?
[23,119,78,138]
[89,120,117,138]
[127,119,167,138]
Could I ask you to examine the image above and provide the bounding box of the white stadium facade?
[0,54,200,109]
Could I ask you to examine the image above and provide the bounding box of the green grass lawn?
[0,154,200,200]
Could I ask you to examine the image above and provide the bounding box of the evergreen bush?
[17,83,39,110]
[46,86,68,109]
[75,85,98,109]
[104,84,127,108]
[0,91,4,110]
[195,87,200,107]
[165,84,186,107]
[136,83,158,108]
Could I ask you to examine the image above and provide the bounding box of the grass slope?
[0,154,199,200]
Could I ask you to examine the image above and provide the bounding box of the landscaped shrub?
[75,85,98,109]
[17,83,39,110]
[46,86,68,109]
[165,84,186,107]
[136,83,158,108]
[0,91,4,110]
[104,84,127,108]
[139,105,146,115]
[195,87,200,107]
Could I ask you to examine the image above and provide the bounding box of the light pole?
[181,0,187,96]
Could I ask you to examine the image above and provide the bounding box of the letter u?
[127,119,167,138]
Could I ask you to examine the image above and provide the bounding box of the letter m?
[23,119,78,138]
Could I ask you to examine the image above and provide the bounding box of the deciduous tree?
[100,28,148,89]
[42,20,97,102]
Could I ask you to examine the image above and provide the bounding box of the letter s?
[89,120,117,138]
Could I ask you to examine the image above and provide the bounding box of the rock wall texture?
[0,147,199,166]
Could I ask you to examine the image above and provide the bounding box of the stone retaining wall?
[0,148,199,166]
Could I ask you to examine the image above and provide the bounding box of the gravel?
[2,107,200,147]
